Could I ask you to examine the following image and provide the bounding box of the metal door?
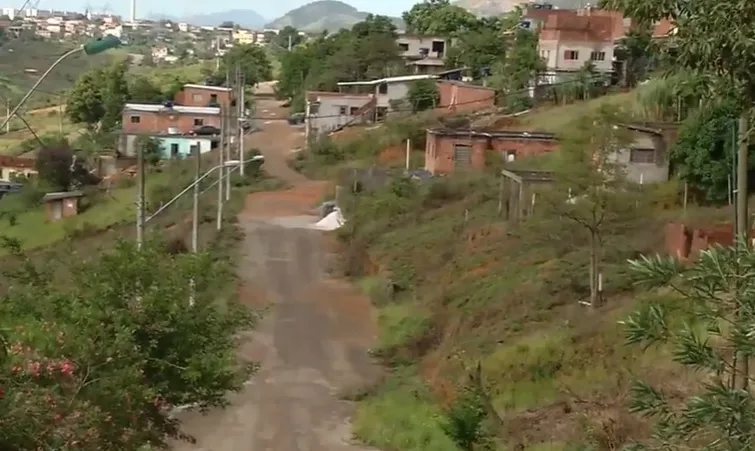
[454,144,472,168]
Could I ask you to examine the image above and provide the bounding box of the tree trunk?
[589,230,600,308]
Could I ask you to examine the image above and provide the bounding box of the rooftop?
[337,74,437,87]
[183,84,232,92]
[123,103,221,115]
[428,128,557,140]
[42,191,84,202]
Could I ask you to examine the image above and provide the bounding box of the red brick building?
[42,191,83,222]
[436,80,496,114]
[121,103,221,135]
[424,128,559,174]
[174,84,234,110]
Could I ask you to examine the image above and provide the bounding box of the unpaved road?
[173,96,380,451]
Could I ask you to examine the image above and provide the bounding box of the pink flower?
[26,361,41,376]
[59,360,74,376]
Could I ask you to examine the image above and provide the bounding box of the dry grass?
[343,172,711,451]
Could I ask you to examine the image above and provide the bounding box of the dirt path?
[173,97,380,451]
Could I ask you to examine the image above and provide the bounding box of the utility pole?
[192,142,200,252]
[736,114,750,390]
[58,94,63,134]
[217,103,225,231]
[136,141,145,248]
[288,34,292,51]
[226,66,236,201]
[4,99,9,134]
[239,71,246,176]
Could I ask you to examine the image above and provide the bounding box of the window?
[210,94,218,102]
[398,43,409,51]
[453,144,472,168]
[170,143,179,157]
[590,51,606,61]
[431,40,445,56]
[193,118,204,126]
[378,83,388,94]
[629,148,656,163]
[339,106,347,115]
[192,93,203,102]
[350,106,359,115]
[130,115,140,123]
[563,50,579,60]
[504,150,517,162]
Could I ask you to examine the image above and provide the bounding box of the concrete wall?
[309,96,373,137]
[610,131,670,184]
[175,86,233,109]
[437,81,496,113]
[538,39,614,73]
[665,222,755,261]
[119,134,214,158]
[396,35,449,59]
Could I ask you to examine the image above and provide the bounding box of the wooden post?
[497,172,504,216]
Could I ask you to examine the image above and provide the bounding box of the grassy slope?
[308,99,724,450]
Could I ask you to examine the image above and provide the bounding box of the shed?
[499,169,555,221]
[41,191,84,222]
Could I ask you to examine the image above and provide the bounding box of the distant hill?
[455,0,588,16]
[266,0,403,32]
[151,10,267,29]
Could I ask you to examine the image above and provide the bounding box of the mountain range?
[152,0,591,32]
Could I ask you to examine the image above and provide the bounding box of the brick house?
[424,129,559,174]
[537,9,621,82]
[121,103,221,135]
[436,80,496,114]
[174,84,234,110]
[0,155,37,181]
[42,191,83,222]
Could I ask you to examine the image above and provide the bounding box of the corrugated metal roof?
[337,74,437,87]
[183,84,232,92]
[124,103,221,115]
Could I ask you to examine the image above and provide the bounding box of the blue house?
[119,134,218,159]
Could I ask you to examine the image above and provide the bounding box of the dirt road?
[173,96,380,451]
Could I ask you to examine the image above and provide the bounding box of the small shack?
[42,191,84,222]
[500,169,554,221]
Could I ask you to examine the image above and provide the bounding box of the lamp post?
[0,36,121,132]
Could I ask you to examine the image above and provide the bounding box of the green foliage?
[129,75,165,103]
[67,61,129,131]
[135,136,163,166]
[0,240,254,449]
[276,15,401,108]
[623,246,755,450]
[218,44,273,87]
[489,23,545,105]
[402,0,480,36]
[614,26,658,88]
[441,378,490,451]
[407,79,440,112]
[670,98,752,203]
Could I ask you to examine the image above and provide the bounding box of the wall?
[1,166,36,181]
[424,131,559,174]
[44,197,79,222]
[378,82,411,110]
[174,87,233,109]
[397,35,449,59]
[538,39,614,73]
[121,110,221,135]
[308,95,373,137]
[665,222,755,261]
[119,134,214,158]
[436,81,496,113]
[610,132,669,184]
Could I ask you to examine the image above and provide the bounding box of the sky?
[25,0,415,21]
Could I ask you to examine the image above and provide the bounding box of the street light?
[0,36,122,132]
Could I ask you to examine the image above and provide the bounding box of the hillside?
[0,39,121,109]
[266,0,403,32]
[455,0,589,15]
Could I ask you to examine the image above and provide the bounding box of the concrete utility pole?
[239,73,246,176]
[192,143,201,252]
[58,94,63,134]
[5,99,10,133]
[217,103,225,231]
[136,140,145,248]
[226,66,237,201]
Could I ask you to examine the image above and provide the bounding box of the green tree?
[129,76,164,103]
[67,68,105,129]
[275,26,303,50]
[100,61,130,131]
[135,136,163,165]
[219,44,273,87]
[623,245,755,450]
[0,240,254,449]
[407,79,440,112]
[614,26,657,88]
[402,0,479,36]
[444,20,507,78]
[489,22,544,108]
[543,105,640,308]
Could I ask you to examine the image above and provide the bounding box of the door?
[51,200,62,221]
[170,143,179,158]
[453,144,472,168]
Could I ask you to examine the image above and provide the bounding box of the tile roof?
[539,12,618,43]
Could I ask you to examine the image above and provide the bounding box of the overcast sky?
[31,0,414,21]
